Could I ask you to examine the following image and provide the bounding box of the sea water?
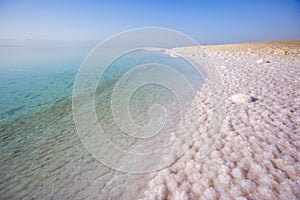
[0,45,204,198]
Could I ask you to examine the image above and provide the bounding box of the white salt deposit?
[229,94,253,104]
[141,41,300,199]
[256,58,270,64]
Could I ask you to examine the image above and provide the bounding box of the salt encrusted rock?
[256,59,270,64]
[229,94,256,104]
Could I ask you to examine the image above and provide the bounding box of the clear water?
[0,46,204,199]
[0,46,90,124]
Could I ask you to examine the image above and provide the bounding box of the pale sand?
[141,41,300,199]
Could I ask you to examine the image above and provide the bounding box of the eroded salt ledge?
[141,41,300,199]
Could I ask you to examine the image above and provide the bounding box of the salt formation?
[256,59,270,64]
[229,94,253,104]
[142,41,300,200]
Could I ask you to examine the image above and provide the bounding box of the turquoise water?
[0,46,90,124]
[0,47,203,124]
[0,46,204,198]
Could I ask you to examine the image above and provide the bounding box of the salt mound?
[256,59,270,64]
[229,94,254,104]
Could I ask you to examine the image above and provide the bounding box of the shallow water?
[0,47,204,198]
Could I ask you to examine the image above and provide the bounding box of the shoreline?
[142,40,300,199]
[1,40,299,199]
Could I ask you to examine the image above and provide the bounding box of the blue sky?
[0,0,299,44]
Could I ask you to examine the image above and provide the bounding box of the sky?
[0,0,299,44]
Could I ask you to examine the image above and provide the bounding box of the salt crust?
[142,41,300,200]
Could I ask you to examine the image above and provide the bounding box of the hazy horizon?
[1,0,300,45]
[1,38,300,47]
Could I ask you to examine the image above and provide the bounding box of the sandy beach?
[141,41,300,199]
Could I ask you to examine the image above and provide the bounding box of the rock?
[256,59,270,64]
[229,94,257,104]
